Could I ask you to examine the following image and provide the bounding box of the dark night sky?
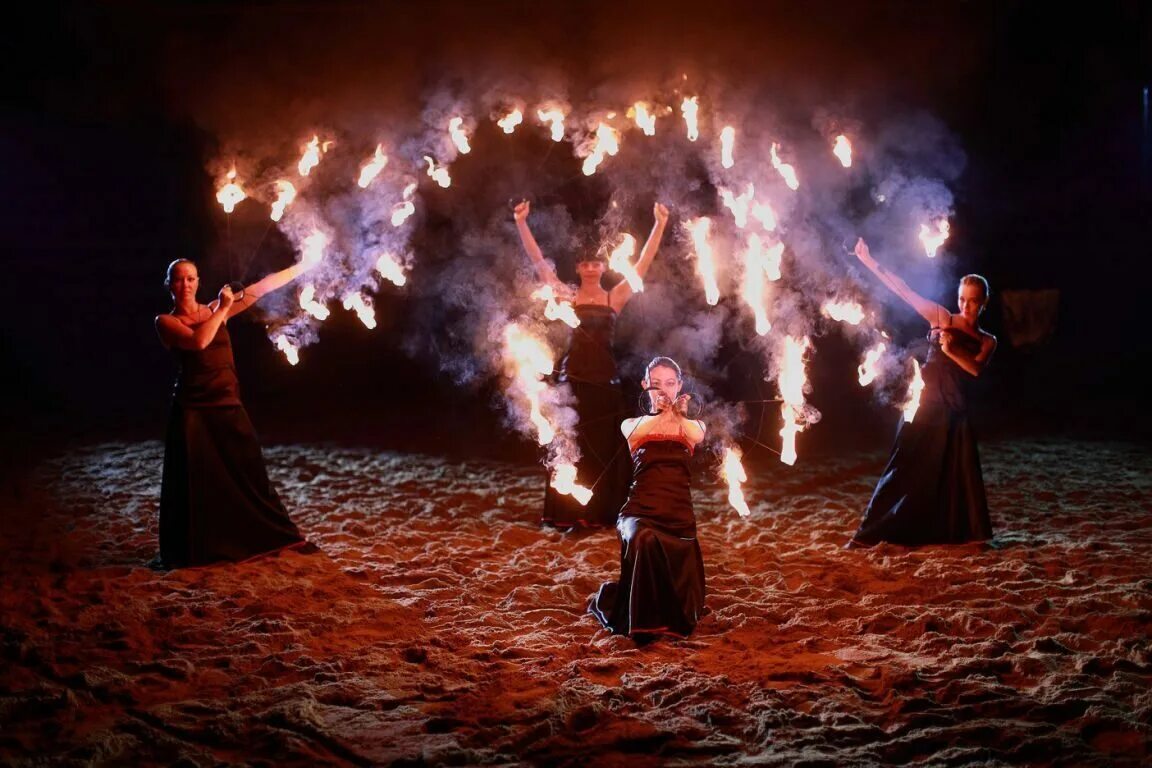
[3,1,1150,464]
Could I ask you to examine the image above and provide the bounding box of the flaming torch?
[357,144,388,189]
[822,300,865,325]
[742,233,773,335]
[720,126,736,169]
[424,156,451,188]
[269,180,296,222]
[778,335,810,465]
[902,359,925,422]
[857,342,886,386]
[686,217,720,305]
[720,184,755,228]
[448,117,472,154]
[721,447,752,518]
[275,335,300,366]
[297,135,326,176]
[537,106,566,141]
[502,323,558,445]
[581,122,620,176]
[681,96,700,141]
[299,284,330,321]
[629,102,657,136]
[392,182,417,227]
[531,284,579,328]
[342,292,376,329]
[551,463,593,506]
[608,234,643,292]
[919,219,950,258]
[215,167,246,214]
[497,108,524,134]
[832,134,852,167]
[770,142,800,190]
[375,252,408,287]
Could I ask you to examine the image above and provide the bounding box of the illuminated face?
[575,259,606,280]
[168,261,199,301]
[957,283,986,320]
[643,364,682,406]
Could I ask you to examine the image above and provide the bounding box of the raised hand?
[217,284,236,309]
[653,202,669,225]
[513,199,531,222]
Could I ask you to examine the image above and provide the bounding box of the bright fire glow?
[751,200,778,231]
[778,335,810,465]
[608,234,643,291]
[741,233,772,335]
[299,284,330,321]
[215,167,246,214]
[297,135,324,176]
[919,219,950,258]
[448,117,471,154]
[424,156,451,188]
[858,342,886,386]
[770,142,800,190]
[502,323,557,445]
[721,447,752,517]
[720,184,755,228]
[531,284,579,328]
[686,217,720,305]
[630,102,657,135]
[902,359,925,422]
[342,292,376,329]
[537,106,566,141]
[497,108,523,134]
[681,96,699,141]
[822,300,865,325]
[375,252,407,287]
[833,134,853,167]
[357,144,388,188]
[275,336,299,366]
[300,230,328,268]
[551,463,593,506]
[720,126,735,168]
[269,180,296,222]
[581,122,621,176]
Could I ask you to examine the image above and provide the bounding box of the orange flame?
[857,342,886,386]
[720,126,735,169]
[448,117,471,154]
[902,359,925,422]
[681,96,700,141]
[297,135,325,176]
[741,233,772,335]
[375,252,408,287]
[608,233,643,291]
[919,219,950,258]
[686,217,720,305]
[581,122,620,176]
[215,167,246,214]
[551,463,593,506]
[298,284,330,321]
[778,335,810,465]
[720,183,755,228]
[531,284,580,328]
[274,335,299,366]
[269,180,296,222]
[536,106,566,141]
[751,200,778,232]
[770,142,800,190]
[497,108,523,134]
[342,292,376,329]
[629,102,657,136]
[721,446,752,517]
[832,134,853,167]
[357,144,388,189]
[502,323,557,445]
[424,156,451,188]
[822,300,865,325]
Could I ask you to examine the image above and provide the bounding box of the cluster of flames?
[213,93,945,518]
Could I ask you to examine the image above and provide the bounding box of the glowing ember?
[686,217,720,305]
[536,106,566,141]
[357,144,388,189]
[375,252,407,287]
[448,117,471,154]
[215,167,246,214]
[497,108,523,134]
[274,335,299,366]
[857,342,886,386]
[530,284,579,328]
[832,134,853,167]
[630,102,657,136]
[298,284,330,321]
[551,463,593,506]
[608,233,643,291]
[822,300,865,325]
[342,292,376,329]
[681,96,699,141]
[902,358,925,422]
[770,142,800,190]
[269,180,296,222]
[721,447,752,517]
[503,323,557,445]
[919,219,950,258]
[720,126,736,169]
[424,156,451,188]
[581,122,621,176]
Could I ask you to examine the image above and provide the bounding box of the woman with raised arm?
[846,237,997,548]
[590,356,708,644]
[513,199,669,530]
[152,255,319,569]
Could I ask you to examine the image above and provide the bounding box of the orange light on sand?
[770,142,800,190]
[581,122,620,176]
[497,108,524,134]
[424,156,451,188]
[822,300,865,325]
[275,336,299,366]
[858,342,886,386]
[720,184,755,228]
[215,168,246,214]
[297,135,326,176]
[375,252,407,287]
[902,359,925,422]
[502,323,557,445]
[685,217,720,305]
[720,126,736,169]
[537,106,566,141]
[608,234,643,292]
[298,284,330,321]
[721,446,752,517]
[741,233,772,335]
[630,102,657,136]
[531,284,580,328]
[681,96,700,141]
[342,292,376,329]
[833,134,853,168]
[551,463,593,506]
[919,219,950,258]
[357,144,388,189]
[778,335,810,465]
[269,180,296,222]
[448,117,471,154]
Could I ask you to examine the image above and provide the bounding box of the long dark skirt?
[159,404,304,568]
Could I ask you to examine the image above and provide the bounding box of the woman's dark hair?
[164,258,196,288]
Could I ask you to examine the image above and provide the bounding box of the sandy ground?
[1,436,1150,766]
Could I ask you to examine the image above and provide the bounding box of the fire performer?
[846,237,996,548]
[590,356,707,643]
[151,257,318,569]
[512,199,669,529]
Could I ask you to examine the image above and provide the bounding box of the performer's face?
[957,283,985,321]
[644,365,682,406]
[168,262,199,301]
[575,259,606,280]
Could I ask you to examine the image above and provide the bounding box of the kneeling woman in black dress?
[153,257,317,569]
[590,356,707,642]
